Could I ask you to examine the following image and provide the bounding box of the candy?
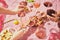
[18,5,25,9]
[18,10,25,17]
[30,16,38,21]
[0,29,12,40]
[33,2,40,8]
[47,9,56,17]
[44,2,52,7]
[29,5,33,8]
[13,20,19,25]
[49,33,58,40]
[27,0,34,3]
[36,28,46,39]
[24,7,29,13]
[20,1,27,6]
[18,6,29,17]
[23,20,30,27]
[37,20,42,25]
[29,21,35,27]
[49,28,60,40]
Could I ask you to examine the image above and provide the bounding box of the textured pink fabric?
[0,0,8,32]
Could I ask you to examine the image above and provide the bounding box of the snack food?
[35,27,46,39]
[44,2,52,7]
[0,29,12,40]
[13,20,19,25]
[33,2,40,8]
[19,1,27,6]
[18,1,29,17]
[47,9,56,17]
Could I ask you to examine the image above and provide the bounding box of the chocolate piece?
[47,9,56,17]
[44,2,52,7]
